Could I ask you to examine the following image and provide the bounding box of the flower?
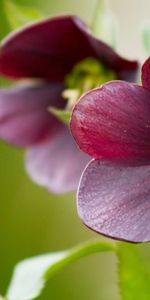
[70,57,150,243]
[0,15,138,194]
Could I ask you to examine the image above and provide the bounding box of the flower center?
[63,57,117,108]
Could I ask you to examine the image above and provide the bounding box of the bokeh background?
[0,0,150,299]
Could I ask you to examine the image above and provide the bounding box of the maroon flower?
[71,58,150,243]
[0,15,138,193]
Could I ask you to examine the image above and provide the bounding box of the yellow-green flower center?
[63,57,117,108]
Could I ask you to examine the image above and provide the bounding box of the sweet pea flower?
[70,57,150,243]
[0,15,138,193]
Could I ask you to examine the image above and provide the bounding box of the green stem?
[91,0,108,31]
[45,239,116,280]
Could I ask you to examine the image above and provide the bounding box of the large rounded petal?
[26,126,90,194]
[142,57,150,91]
[71,81,150,160]
[0,16,138,81]
[0,82,65,147]
[78,159,150,243]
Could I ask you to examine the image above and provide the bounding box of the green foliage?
[6,240,114,300]
[7,239,150,300]
[49,107,71,126]
[117,243,150,300]
[0,77,13,88]
[4,0,43,30]
[0,0,11,40]
[91,0,117,49]
[142,21,150,56]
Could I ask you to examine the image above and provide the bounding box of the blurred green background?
[0,0,150,299]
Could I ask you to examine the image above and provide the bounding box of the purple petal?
[71,81,150,160]
[78,159,150,243]
[0,82,65,147]
[25,125,90,194]
[0,16,138,81]
[142,57,150,90]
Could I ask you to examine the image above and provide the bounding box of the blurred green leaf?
[117,243,150,300]
[49,107,71,125]
[0,0,11,40]
[142,21,150,56]
[4,0,43,30]
[92,0,117,49]
[0,76,13,88]
[6,239,115,300]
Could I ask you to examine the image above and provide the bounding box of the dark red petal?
[26,125,89,194]
[0,82,65,147]
[142,57,150,90]
[0,16,138,81]
[78,159,150,243]
[71,81,150,160]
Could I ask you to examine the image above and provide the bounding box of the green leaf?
[117,243,150,300]
[142,21,150,56]
[91,0,117,49]
[6,239,115,300]
[0,0,11,40]
[4,0,43,30]
[0,76,13,88]
[49,107,71,125]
